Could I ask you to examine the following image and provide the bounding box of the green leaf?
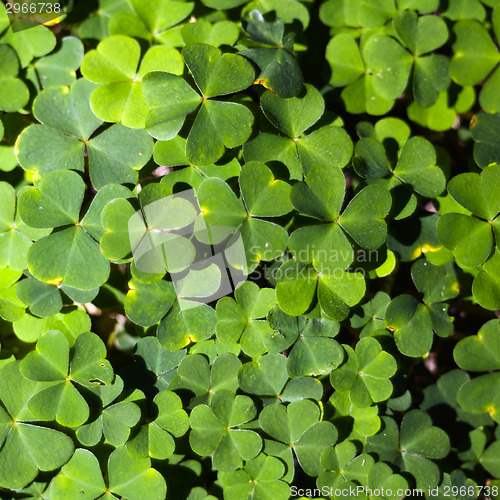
[362,35,413,101]
[190,392,262,471]
[49,449,107,499]
[181,20,240,48]
[187,100,254,166]
[330,337,396,407]
[450,20,500,86]
[260,84,324,139]
[291,165,345,221]
[326,34,364,87]
[318,271,366,321]
[18,170,84,228]
[472,113,500,168]
[447,164,500,221]
[454,319,500,371]
[437,214,493,268]
[108,446,167,499]
[339,185,392,249]
[411,259,459,305]
[239,161,292,217]
[385,294,433,357]
[472,250,500,311]
[34,37,84,88]
[238,353,288,396]
[16,278,62,318]
[28,226,110,290]
[142,72,202,141]
[0,44,29,112]
[158,302,216,350]
[393,137,446,198]
[399,410,451,490]
[183,44,255,98]
[275,261,317,316]
[3,24,56,67]
[125,279,176,328]
[81,35,183,128]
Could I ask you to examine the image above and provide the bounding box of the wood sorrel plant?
[0,0,499,498]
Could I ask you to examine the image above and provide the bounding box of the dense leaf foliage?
[0,1,499,499]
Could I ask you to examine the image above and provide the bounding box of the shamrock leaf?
[18,170,111,290]
[190,390,262,471]
[454,319,500,372]
[158,302,217,350]
[109,0,194,43]
[398,410,451,490]
[16,277,62,318]
[16,78,154,189]
[219,454,290,500]
[3,24,56,67]
[76,376,141,447]
[142,43,254,164]
[393,11,450,107]
[437,164,500,268]
[0,44,29,112]
[241,9,303,98]
[170,353,241,405]
[384,294,434,357]
[411,259,458,337]
[134,337,186,391]
[33,36,84,88]
[0,361,74,490]
[450,20,500,113]
[267,307,344,377]
[49,447,167,500]
[259,399,337,475]
[197,175,289,272]
[216,281,276,357]
[247,88,353,177]
[471,112,500,168]
[330,337,397,407]
[80,35,183,128]
[127,390,189,460]
[20,330,113,427]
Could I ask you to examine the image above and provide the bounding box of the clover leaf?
[330,337,397,407]
[127,390,189,460]
[76,376,141,448]
[49,446,167,500]
[197,173,290,272]
[450,20,500,113]
[398,409,451,490]
[267,307,344,377]
[142,43,254,163]
[170,353,241,405]
[0,44,29,112]
[219,454,290,500]
[33,36,84,89]
[16,78,154,189]
[241,9,303,98]
[0,182,35,272]
[259,399,337,475]
[245,88,353,178]
[471,112,500,168]
[109,0,194,44]
[437,164,500,268]
[0,361,74,490]
[20,330,113,427]
[18,170,111,290]
[384,294,434,357]
[318,450,408,500]
[81,35,184,128]
[215,281,276,358]
[190,390,262,471]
